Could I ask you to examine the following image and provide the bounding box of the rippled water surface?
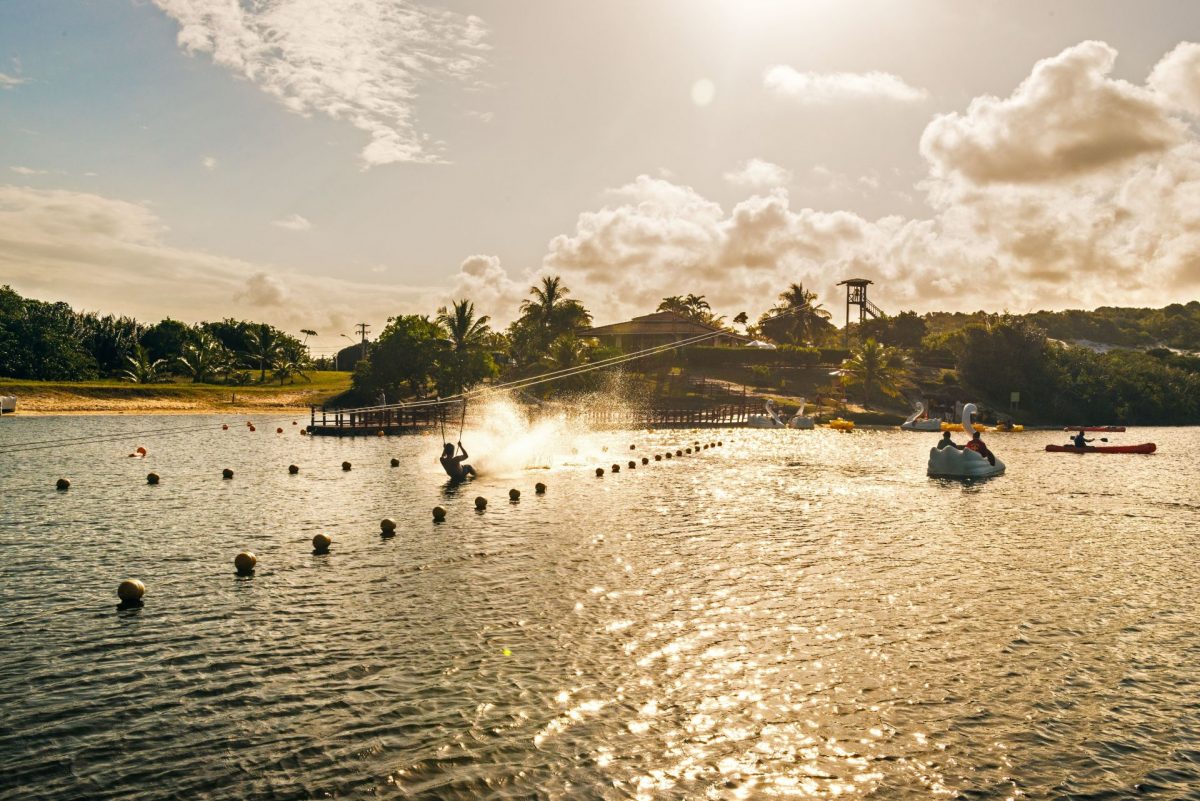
[2,413,1200,800]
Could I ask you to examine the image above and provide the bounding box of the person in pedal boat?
[936,431,964,450]
[1071,430,1094,448]
[440,441,477,481]
[965,431,996,465]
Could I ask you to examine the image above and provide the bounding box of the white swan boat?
[746,400,785,428]
[901,401,942,432]
[927,403,1005,478]
[787,398,815,429]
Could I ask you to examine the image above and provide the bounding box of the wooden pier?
[308,402,449,437]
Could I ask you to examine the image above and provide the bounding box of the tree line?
[0,285,311,384]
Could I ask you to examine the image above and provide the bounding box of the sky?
[2,0,1199,353]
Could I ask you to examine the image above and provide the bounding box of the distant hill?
[924,301,1200,352]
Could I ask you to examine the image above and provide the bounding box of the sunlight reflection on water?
[1,410,1199,799]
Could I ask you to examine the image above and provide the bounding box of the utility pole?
[355,323,370,363]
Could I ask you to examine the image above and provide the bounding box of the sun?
[691,78,716,107]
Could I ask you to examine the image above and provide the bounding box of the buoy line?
[0,421,222,455]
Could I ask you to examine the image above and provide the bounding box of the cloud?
[151,0,490,167]
[764,66,927,104]
[10,166,47,176]
[724,158,792,190]
[0,184,441,351]
[0,72,24,89]
[449,254,525,323]
[202,156,217,171]
[272,213,311,231]
[921,41,1181,184]
[1148,41,1200,116]
[540,43,1200,323]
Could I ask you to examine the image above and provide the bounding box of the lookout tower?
[837,278,884,345]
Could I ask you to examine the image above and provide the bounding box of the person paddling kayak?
[1071,430,1094,448]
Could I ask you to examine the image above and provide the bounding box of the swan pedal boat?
[1045,443,1155,454]
[927,403,1005,478]
[900,402,942,432]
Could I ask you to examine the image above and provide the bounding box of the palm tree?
[244,324,282,382]
[177,331,231,383]
[520,276,592,337]
[123,344,168,383]
[760,282,833,344]
[436,299,492,353]
[841,338,911,406]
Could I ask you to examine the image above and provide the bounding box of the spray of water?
[454,390,639,478]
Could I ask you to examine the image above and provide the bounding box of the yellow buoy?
[432,505,447,522]
[222,468,234,480]
[475,496,488,511]
[312,533,332,554]
[509,488,521,501]
[117,579,145,602]
[341,461,352,471]
[234,551,257,574]
[535,482,547,494]
[288,464,299,474]
[146,472,160,485]
[380,518,397,534]
[56,477,71,491]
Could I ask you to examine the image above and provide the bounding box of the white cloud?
[724,158,792,190]
[0,72,25,89]
[764,65,927,104]
[921,41,1181,184]
[0,185,441,351]
[202,156,217,171]
[540,43,1200,323]
[449,254,525,323]
[272,213,311,231]
[10,166,46,176]
[152,0,490,167]
[1148,41,1200,116]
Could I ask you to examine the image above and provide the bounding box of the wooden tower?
[837,278,883,345]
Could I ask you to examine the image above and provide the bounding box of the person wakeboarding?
[440,441,476,482]
[965,430,996,465]
[1071,430,1094,449]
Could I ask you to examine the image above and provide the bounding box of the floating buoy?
[300,429,308,436]
[630,444,636,450]
[56,477,70,491]
[136,446,147,456]
[611,464,620,473]
[341,461,352,471]
[654,455,661,461]
[675,450,683,457]
[390,458,400,467]
[641,457,648,465]
[222,468,234,480]
[377,430,385,437]
[146,472,160,485]
[432,505,447,522]
[509,488,521,501]
[249,426,256,432]
[288,464,299,474]
[312,533,331,554]
[234,551,257,575]
[718,441,723,446]
[222,424,229,430]
[475,496,488,511]
[380,518,397,535]
[628,460,636,469]
[292,421,298,425]
[596,468,605,476]
[117,578,145,608]
[535,482,546,494]
[665,453,672,459]
[686,448,692,454]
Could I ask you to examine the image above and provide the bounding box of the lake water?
[2,409,1199,800]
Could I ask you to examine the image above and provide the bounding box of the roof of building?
[578,311,748,341]
[837,278,873,286]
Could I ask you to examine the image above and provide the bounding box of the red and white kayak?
[1045,443,1155,454]
[1063,426,1126,432]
